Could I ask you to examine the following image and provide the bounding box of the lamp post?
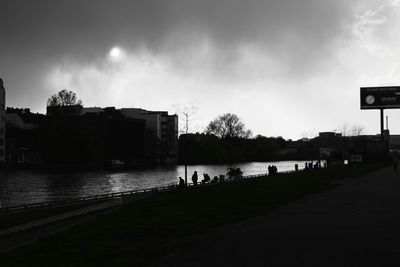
[380,108,384,140]
[184,113,188,185]
[174,103,198,186]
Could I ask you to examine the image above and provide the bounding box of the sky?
[1,0,400,139]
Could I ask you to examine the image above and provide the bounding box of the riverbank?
[0,163,386,266]
[0,160,316,207]
[0,201,106,231]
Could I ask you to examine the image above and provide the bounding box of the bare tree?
[172,103,200,186]
[334,123,349,136]
[172,103,199,134]
[47,89,83,106]
[205,113,252,138]
[350,125,365,136]
[334,123,365,136]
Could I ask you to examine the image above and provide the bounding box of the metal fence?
[0,184,181,213]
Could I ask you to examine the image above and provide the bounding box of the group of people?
[178,161,331,187]
[268,165,278,175]
[181,163,320,183]
[304,161,326,170]
[178,171,222,187]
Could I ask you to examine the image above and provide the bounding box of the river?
[0,160,314,207]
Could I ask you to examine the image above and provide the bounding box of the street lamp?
[184,113,188,185]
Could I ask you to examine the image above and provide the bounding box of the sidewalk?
[0,190,156,254]
[0,199,121,238]
[151,166,400,266]
[0,199,122,253]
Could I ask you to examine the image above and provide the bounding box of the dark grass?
[0,201,104,231]
[0,163,386,266]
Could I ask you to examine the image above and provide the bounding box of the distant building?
[0,78,5,163]
[46,104,83,116]
[5,108,46,166]
[345,135,388,163]
[93,107,179,164]
[146,110,178,163]
[44,107,146,166]
[82,107,179,163]
[389,135,400,151]
[80,107,103,115]
[166,113,179,162]
[6,108,45,130]
[318,132,342,148]
[317,132,343,159]
[3,101,176,167]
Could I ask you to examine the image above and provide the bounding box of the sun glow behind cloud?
[47,48,171,109]
[109,47,125,61]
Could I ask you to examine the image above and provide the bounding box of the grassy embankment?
[0,163,386,266]
[0,201,105,231]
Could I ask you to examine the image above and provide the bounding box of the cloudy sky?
[1,0,400,139]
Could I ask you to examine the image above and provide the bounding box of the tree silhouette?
[47,89,83,106]
[226,167,243,180]
[334,123,365,137]
[205,113,252,138]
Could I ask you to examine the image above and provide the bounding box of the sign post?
[381,109,384,140]
[360,86,400,140]
[360,86,400,109]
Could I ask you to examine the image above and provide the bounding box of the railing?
[0,184,180,213]
[0,170,300,214]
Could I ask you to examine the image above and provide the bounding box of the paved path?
[0,191,154,254]
[0,212,98,254]
[0,199,121,238]
[0,200,122,253]
[151,166,400,266]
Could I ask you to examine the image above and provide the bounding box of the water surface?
[0,161,313,207]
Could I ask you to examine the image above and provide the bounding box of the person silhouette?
[204,173,210,183]
[178,177,185,187]
[192,171,198,186]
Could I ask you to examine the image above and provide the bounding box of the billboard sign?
[360,86,400,109]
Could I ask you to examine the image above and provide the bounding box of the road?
[151,166,400,266]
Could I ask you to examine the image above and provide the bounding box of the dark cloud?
[1,0,350,63]
[0,0,352,115]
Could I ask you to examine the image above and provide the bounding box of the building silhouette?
[85,107,178,164]
[5,108,46,166]
[0,78,5,163]
[1,91,178,168]
[44,106,146,167]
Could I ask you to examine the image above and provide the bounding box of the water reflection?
[0,161,313,207]
[108,173,129,193]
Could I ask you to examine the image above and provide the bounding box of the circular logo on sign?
[366,95,375,105]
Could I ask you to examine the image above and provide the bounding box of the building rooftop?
[6,107,46,123]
